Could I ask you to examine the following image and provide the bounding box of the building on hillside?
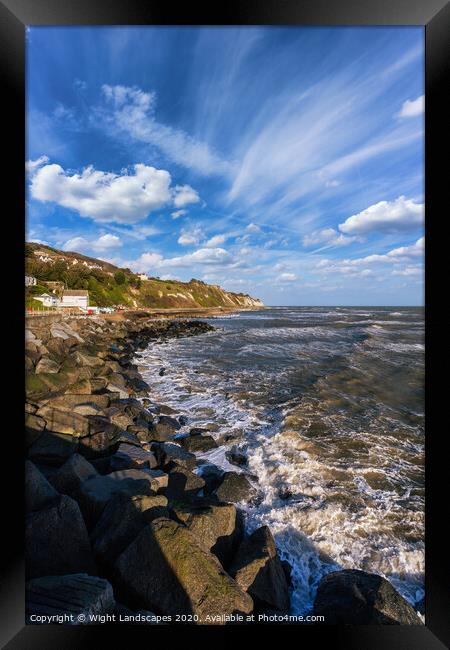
[25,275,37,286]
[34,293,59,307]
[138,273,149,281]
[60,289,89,310]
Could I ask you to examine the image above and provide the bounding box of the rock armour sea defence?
[25,314,422,625]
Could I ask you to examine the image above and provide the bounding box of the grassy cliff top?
[25,242,264,310]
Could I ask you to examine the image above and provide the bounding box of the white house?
[138,273,149,281]
[34,293,59,307]
[60,290,89,310]
[25,275,37,286]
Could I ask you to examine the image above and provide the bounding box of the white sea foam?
[134,307,424,615]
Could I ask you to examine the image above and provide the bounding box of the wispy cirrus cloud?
[99,84,233,176]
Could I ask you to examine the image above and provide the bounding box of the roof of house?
[63,290,89,296]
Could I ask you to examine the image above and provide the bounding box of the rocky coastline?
[25,314,423,626]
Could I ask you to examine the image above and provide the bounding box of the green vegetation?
[25,241,262,310]
[114,270,126,285]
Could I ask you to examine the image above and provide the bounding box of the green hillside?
[25,242,264,310]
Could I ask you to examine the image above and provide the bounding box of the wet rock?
[77,418,123,459]
[281,560,293,587]
[225,445,248,467]
[278,487,293,501]
[73,351,105,368]
[114,518,253,621]
[35,357,61,374]
[25,413,46,448]
[104,408,135,430]
[199,464,225,495]
[74,473,155,529]
[45,336,70,361]
[25,461,59,512]
[26,494,96,579]
[214,472,256,503]
[25,402,38,415]
[178,415,188,426]
[189,427,210,436]
[151,441,196,470]
[28,431,78,466]
[163,464,205,502]
[109,443,158,472]
[106,382,130,400]
[230,526,290,613]
[158,368,166,376]
[49,453,98,497]
[179,434,218,453]
[35,406,91,437]
[26,574,115,624]
[157,415,181,431]
[126,425,154,443]
[313,569,424,625]
[172,499,244,569]
[91,493,169,567]
[141,469,169,492]
[43,394,111,411]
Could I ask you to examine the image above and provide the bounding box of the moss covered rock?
[114,518,253,622]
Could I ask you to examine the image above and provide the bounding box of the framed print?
[1,0,448,647]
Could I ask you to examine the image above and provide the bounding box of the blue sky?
[26,26,424,306]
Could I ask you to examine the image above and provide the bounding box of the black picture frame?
[2,0,448,647]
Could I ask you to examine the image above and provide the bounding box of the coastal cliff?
[25,242,264,311]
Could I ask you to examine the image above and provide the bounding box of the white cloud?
[171,209,187,220]
[178,227,203,247]
[92,234,122,251]
[246,223,261,233]
[303,227,357,249]
[315,237,424,276]
[100,84,231,176]
[205,234,227,248]
[303,228,338,247]
[63,236,88,252]
[339,196,423,235]
[386,236,424,260]
[31,162,174,224]
[62,233,122,253]
[173,184,200,208]
[132,247,235,272]
[136,252,164,268]
[392,265,422,276]
[26,155,49,174]
[397,95,424,118]
[277,272,298,282]
[167,247,233,267]
[73,78,87,92]
[129,224,161,240]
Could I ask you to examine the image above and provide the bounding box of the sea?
[135,306,425,616]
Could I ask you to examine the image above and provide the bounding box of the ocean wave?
[133,306,424,615]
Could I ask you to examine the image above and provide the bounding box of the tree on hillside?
[114,271,126,285]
